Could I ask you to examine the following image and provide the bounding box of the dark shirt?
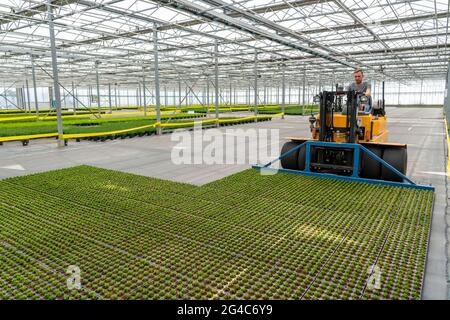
[347,81,371,93]
[347,81,372,108]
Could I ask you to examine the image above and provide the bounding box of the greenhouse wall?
[0,80,446,110]
[381,79,446,106]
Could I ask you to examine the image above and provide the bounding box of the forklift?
[254,79,440,193]
[278,84,408,182]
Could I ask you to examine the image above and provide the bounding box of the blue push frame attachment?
[253,140,435,191]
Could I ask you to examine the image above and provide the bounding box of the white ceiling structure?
[0,0,449,88]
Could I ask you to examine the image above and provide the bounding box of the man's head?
[353,69,364,85]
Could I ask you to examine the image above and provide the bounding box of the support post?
[254,49,258,121]
[88,86,92,108]
[114,84,118,109]
[95,61,101,113]
[276,86,279,105]
[248,84,251,110]
[281,65,285,119]
[136,86,140,108]
[153,24,161,134]
[3,83,8,109]
[173,86,176,108]
[114,83,118,110]
[108,83,112,114]
[229,80,232,105]
[47,0,64,147]
[25,80,31,113]
[48,86,53,107]
[302,67,306,114]
[206,76,210,111]
[264,83,267,106]
[22,87,26,111]
[288,82,291,105]
[72,81,77,114]
[16,88,23,110]
[419,79,423,105]
[164,86,168,107]
[142,67,147,115]
[214,40,219,126]
[178,77,182,108]
[117,84,120,108]
[445,62,450,127]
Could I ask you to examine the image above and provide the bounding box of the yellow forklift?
[254,84,433,191]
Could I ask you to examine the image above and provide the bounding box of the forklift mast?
[318,90,359,143]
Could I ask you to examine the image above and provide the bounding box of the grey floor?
[0,107,448,299]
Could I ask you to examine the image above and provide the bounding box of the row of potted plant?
[1,165,433,299]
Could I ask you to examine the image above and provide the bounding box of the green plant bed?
[0,112,35,119]
[0,109,27,114]
[0,111,109,123]
[178,104,319,115]
[257,105,319,115]
[0,166,433,299]
[0,113,206,137]
[0,108,77,115]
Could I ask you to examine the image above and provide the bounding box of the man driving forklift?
[346,68,372,113]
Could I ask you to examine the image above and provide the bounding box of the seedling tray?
[0,166,433,299]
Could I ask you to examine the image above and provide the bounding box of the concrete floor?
[0,107,448,299]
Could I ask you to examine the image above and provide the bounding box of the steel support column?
[276,86,279,105]
[254,49,258,121]
[178,77,182,108]
[136,86,140,108]
[88,86,92,108]
[47,0,64,147]
[153,24,161,135]
[281,65,285,119]
[419,79,423,105]
[95,61,101,112]
[164,86,168,107]
[229,80,232,105]
[206,76,210,111]
[302,67,306,114]
[214,40,219,126]
[108,83,112,114]
[25,80,31,113]
[142,67,147,115]
[72,82,77,114]
[30,55,39,117]
[117,85,121,108]
[445,62,450,126]
[288,82,291,105]
[173,87,176,108]
[263,79,267,105]
[248,84,251,110]
[114,84,118,109]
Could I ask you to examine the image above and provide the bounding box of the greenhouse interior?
[0,0,449,302]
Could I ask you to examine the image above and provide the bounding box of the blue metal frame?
[256,140,434,191]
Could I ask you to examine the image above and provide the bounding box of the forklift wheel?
[381,147,407,182]
[280,141,300,170]
[360,146,382,179]
[297,145,306,170]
